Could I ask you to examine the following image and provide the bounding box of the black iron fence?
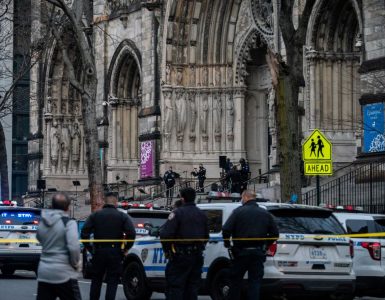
[302,161,385,213]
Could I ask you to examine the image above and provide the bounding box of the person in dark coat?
[222,190,279,300]
[163,166,180,201]
[239,158,250,194]
[226,166,242,194]
[191,164,207,192]
[160,187,209,300]
[81,193,136,300]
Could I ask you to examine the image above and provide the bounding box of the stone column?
[124,103,131,160]
[233,87,246,154]
[308,53,317,130]
[336,56,343,130]
[325,55,333,130]
[44,114,53,175]
[131,107,138,159]
[200,91,209,152]
[111,104,117,162]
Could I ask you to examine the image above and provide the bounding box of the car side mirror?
[149,227,160,237]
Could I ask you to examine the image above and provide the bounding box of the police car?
[333,211,385,297]
[0,206,41,275]
[120,202,355,300]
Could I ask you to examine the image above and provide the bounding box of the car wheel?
[1,267,15,276]
[210,267,231,300]
[122,261,152,300]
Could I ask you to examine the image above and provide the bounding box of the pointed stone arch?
[105,40,142,183]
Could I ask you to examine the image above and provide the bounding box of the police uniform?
[239,161,250,194]
[163,170,179,200]
[192,166,206,192]
[222,200,279,300]
[160,202,209,300]
[81,204,136,300]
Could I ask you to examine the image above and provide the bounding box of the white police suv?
[120,202,355,300]
[334,212,385,297]
[0,206,41,275]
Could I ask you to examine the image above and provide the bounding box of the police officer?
[239,158,250,194]
[191,164,206,192]
[222,190,279,300]
[163,166,180,201]
[81,192,136,300]
[160,187,209,300]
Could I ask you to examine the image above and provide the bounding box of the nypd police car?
[120,202,355,300]
[0,206,41,275]
[334,211,385,297]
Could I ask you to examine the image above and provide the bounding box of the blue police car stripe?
[144,266,209,273]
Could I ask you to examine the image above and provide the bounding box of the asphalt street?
[0,271,210,300]
[0,271,383,300]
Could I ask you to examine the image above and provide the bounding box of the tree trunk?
[276,72,302,202]
[82,79,104,212]
[0,121,9,200]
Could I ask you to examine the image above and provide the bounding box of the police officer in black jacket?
[163,166,180,201]
[222,190,279,300]
[191,164,206,192]
[160,187,209,300]
[81,192,136,300]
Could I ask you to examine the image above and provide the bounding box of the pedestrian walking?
[81,192,136,300]
[191,164,207,192]
[163,166,180,202]
[226,166,242,194]
[36,193,81,300]
[160,187,209,300]
[222,190,279,300]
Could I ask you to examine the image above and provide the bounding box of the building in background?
[20,0,385,200]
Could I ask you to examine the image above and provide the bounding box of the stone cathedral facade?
[27,0,385,193]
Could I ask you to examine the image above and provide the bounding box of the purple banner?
[140,140,155,179]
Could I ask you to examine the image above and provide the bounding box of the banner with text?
[363,102,385,153]
[140,140,155,179]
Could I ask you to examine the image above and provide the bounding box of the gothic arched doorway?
[106,40,142,184]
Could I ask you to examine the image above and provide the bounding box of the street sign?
[302,129,333,176]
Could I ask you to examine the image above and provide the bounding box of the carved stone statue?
[176,68,183,86]
[71,123,81,164]
[175,91,187,141]
[73,103,80,116]
[52,101,58,114]
[46,97,52,114]
[213,94,222,135]
[200,94,209,135]
[189,65,195,86]
[189,94,197,134]
[215,66,221,86]
[164,91,173,135]
[165,64,171,83]
[226,96,234,135]
[203,67,208,86]
[50,122,60,165]
[228,67,233,86]
[61,125,70,165]
[61,102,67,114]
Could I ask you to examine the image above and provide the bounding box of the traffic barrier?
[2,232,385,243]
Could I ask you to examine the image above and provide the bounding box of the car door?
[200,207,229,279]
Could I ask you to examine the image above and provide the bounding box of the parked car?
[117,202,355,300]
[0,206,41,275]
[334,212,385,297]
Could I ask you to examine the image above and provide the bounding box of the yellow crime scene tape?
[2,232,385,244]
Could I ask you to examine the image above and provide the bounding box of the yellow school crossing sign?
[302,129,333,176]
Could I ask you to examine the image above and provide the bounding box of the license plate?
[135,228,149,235]
[309,247,327,260]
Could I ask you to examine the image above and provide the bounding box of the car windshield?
[0,210,40,226]
[270,209,345,235]
[128,212,169,229]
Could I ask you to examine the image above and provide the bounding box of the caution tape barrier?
[2,232,385,244]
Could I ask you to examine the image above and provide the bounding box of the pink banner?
[140,141,155,178]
